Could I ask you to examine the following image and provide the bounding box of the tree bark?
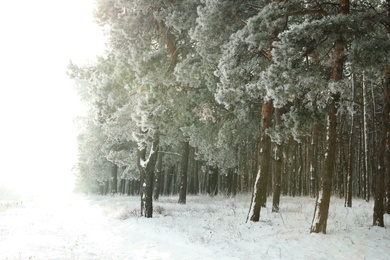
[310,95,339,234]
[207,166,218,196]
[249,100,273,222]
[384,64,390,215]
[111,163,118,194]
[138,137,160,218]
[310,124,319,198]
[384,0,390,215]
[361,73,370,201]
[373,46,390,226]
[154,152,163,201]
[373,122,385,226]
[164,165,175,195]
[178,141,190,204]
[272,108,283,212]
[104,180,109,195]
[193,149,200,194]
[346,74,356,207]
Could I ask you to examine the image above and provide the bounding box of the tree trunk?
[384,0,390,215]
[249,100,273,222]
[384,65,390,214]
[154,152,163,201]
[310,95,339,234]
[193,149,200,194]
[164,165,174,195]
[291,141,297,197]
[361,73,370,201]
[178,141,190,204]
[104,180,109,195]
[346,74,356,207]
[373,123,385,226]
[119,179,126,194]
[208,166,218,196]
[138,137,160,218]
[111,163,118,194]
[373,50,390,226]
[241,142,249,192]
[272,108,283,212]
[310,124,319,198]
[298,143,303,196]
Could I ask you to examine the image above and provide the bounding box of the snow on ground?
[1,193,389,260]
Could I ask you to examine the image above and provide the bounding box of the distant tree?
[73,115,112,194]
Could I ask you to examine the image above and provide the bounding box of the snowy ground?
[1,193,389,260]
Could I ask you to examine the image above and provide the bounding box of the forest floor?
[0,193,389,259]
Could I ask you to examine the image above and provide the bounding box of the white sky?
[0,0,105,195]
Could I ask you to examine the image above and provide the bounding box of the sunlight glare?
[0,0,104,197]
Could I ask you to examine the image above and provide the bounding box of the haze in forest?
[0,0,104,197]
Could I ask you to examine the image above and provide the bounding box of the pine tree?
[373,0,390,226]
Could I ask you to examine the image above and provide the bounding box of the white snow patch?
[1,194,389,259]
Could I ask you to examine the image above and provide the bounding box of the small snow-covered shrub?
[154,205,169,216]
[118,208,138,220]
[352,208,370,227]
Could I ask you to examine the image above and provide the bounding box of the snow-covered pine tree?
[172,0,259,196]
[263,0,349,234]
[95,0,206,210]
[73,114,113,194]
[264,0,390,232]
[214,0,291,222]
[68,50,142,194]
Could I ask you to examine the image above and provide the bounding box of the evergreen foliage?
[69,0,390,229]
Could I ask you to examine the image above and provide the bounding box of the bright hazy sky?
[0,0,105,195]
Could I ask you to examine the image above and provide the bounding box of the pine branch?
[288,9,328,17]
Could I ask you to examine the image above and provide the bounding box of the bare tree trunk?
[111,163,118,194]
[384,64,390,214]
[373,39,390,225]
[298,143,303,196]
[272,108,283,212]
[336,113,345,198]
[291,141,297,197]
[104,180,109,195]
[373,115,385,226]
[248,100,273,222]
[138,137,160,218]
[164,165,175,195]
[361,72,370,201]
[310,95,339,234]
[154,152,163,201]
[346,74,356,207]
[385,0,390,215]
[310,124,319,198]
[241,142,249,193]
[178,141,190,204]
[119,179,126,194]
[208,166,218,196]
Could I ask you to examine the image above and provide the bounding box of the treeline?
[68,0,390,233]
